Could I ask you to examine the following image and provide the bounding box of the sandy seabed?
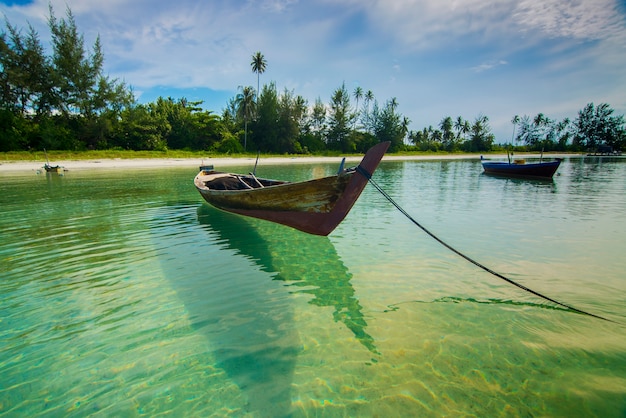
[0,152,577,174]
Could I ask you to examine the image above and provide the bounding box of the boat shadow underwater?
[196,205,378,415]
[196,204,378,356]
[151,203,378,417]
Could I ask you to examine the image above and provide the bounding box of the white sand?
[0,153,577,174]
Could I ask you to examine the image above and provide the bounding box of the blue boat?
[480,155,561,179]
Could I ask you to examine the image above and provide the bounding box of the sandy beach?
[0,152,577,174]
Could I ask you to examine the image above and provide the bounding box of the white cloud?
[513,0,625,41]
[470,60,508,73]
[327,0,518,49]
[327,0,625,50]
[257,0,300,13]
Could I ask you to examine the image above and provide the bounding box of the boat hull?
[43,164,64,174]
[194,141,390,235]
[481,159,561,179]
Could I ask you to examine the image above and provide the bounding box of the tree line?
[1,7,624,154]
[409,105,625,153]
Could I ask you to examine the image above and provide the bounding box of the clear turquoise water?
[1,157,625,417]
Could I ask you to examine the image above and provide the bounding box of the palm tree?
[389,97,398,113]
[363,90,374,131]
[352,86,363,129]
[555,117,571,150]
[439,116,454,147]
[364,90,374,108]
[401,116,411,143]
[511,115,520,145]
[250,51,267,106]
[454,116,465,140]
[311,97,326,137]
[235,85,256,151]
[461,120,472,140]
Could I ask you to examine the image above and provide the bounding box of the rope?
[358,167,614,323]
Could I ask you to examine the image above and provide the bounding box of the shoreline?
[0,153,583,174]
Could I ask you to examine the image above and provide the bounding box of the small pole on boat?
[253,150,260,175]
[44,148,50,167]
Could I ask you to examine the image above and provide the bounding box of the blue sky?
[2,0,625,141]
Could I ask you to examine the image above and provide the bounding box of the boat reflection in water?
[196,204,378,355]
[153,204,376,416]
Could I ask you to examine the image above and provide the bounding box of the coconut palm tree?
[235,85,256,151]
[533,113,546,127]
[510,115,520,145]
[454,116,465,140]
[463,120,470,139]
[389,97,398,113]
[364,90,374,108]
[250,51,267,106]
[353,86,363,129]
[401,116,411,143]
[439,116,454,147]
[363,90,374,131]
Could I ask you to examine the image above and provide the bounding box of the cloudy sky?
[2,0,625,141]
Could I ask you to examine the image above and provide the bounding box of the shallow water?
[1,156,625,417]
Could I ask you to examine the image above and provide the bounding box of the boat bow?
[194,142,390,235]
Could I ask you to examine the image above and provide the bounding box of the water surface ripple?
[1,158,625,417]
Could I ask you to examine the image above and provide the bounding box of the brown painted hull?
[194,141,390,235]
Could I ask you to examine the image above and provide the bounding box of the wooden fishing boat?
[43,163,65,173]
[194,141,390,235]
[480,156,561,179]
[41,149,65,174]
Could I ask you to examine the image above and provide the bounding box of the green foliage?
[352,131,379,153]
[0,6,136,151]
[464,115,494,152]
[327,83,353,151]
[114,104,166,150]
[1,23,53,117]
[276,88,306,153]
[251,82,280,152]
[0,7,410,156]
[235,85,255,151]
[370,99,406,152]
[410,114,494,152]
[0,109,28,151]
[298,132,325,153]
[196,111,226,151]
[573,103,625,151]
[439,116,456,151]
[39,116,80,150]
[409,126,443,152]
[215,135,244,153]
[309,97,327,140]
[509,105,626,152]
[47,6,128,119]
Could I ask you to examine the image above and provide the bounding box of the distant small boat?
[586,145,622,156]
[194,141,390,236]
[41,149,65,174]
[43,163,65,173]
[480,155,561,179]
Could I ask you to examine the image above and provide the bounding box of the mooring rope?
[357,166,614,323]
